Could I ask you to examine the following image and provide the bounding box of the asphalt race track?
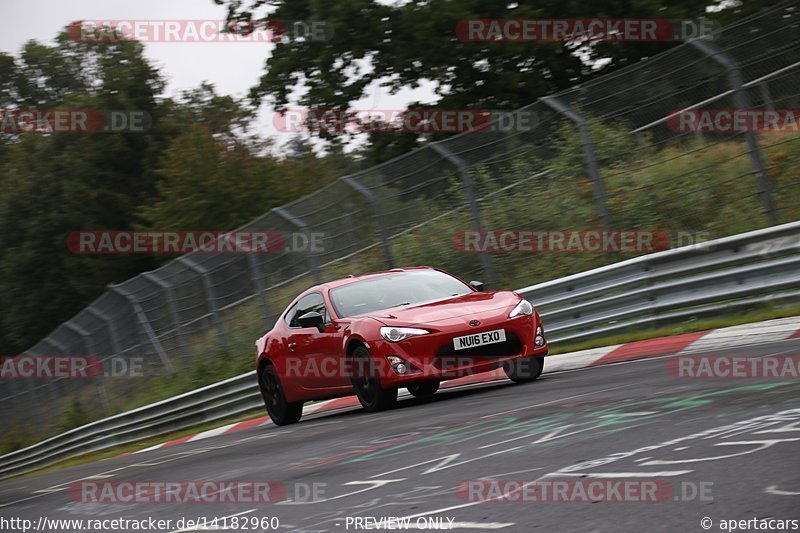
[2,338,799,533]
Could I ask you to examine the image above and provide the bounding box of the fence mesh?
[2,1,799,445]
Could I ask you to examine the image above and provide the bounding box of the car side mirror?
[298,311,326,332]
[470,280,484,291]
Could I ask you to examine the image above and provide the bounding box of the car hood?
[365,290,521,327]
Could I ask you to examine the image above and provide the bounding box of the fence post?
[22,348,64,405]
[0,376,23,432]
[340,175,394,269]
[141,272,191,363]
[247,254,271,322]
[540,95,612,229]
[176,257,229,351]
[64,321,111,414]
[43,337,80,401]
[758,81,775,111]
[273,207,322,284]
[108,284,173,371]
[86,307,122,355]
[429,142,496,287]
[689,38,779,224]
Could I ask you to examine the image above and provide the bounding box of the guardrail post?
[689,38,779,224]
[540,96,612,230]
[176,257,229,351]
[141,272,191,363]
[108,284,173,371]
[340,175,394,268]
[273,207,322,284]
[64,321,110,414]
[429,142,496,286]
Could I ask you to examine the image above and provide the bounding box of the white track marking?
[396,409,800,521]
[641,438,800,465]
[548,471,693,478]
[765,485,800,496]
[680,317,800,353]
[279,480,406,505]
[113,318,800,458]
[187,423,238,442]
[543,345,621,372]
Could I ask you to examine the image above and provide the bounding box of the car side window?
[283,302,298,326]
[287,292,328,328]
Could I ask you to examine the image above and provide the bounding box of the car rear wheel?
[350,346,398,412]
[407,381,440,398]
[260,364,303,425]
[503,356,545,383]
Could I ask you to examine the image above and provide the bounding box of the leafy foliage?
[0,30,352,355]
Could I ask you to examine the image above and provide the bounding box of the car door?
[285,292,343,389]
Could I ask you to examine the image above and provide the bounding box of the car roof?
[314,266,438,292]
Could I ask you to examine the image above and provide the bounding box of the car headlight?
[380,326,430,342]
[509,299,533,318]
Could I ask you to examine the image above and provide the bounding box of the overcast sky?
[0,0,436,148]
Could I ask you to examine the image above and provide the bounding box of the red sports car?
[255,267,548,425]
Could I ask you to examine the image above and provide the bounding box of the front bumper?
[371,312,547,387]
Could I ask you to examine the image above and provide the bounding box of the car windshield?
[329,270,473,318]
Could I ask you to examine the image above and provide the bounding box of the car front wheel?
[350,346,398,412]
[503,356,545,383]
[260,364,303,425]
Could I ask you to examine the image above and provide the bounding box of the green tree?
[138,87,353,233]
[0,30,168,354]
[215,0,789,164]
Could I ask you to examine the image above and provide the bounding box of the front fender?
[255,333,269,363]
[341,318,384,354]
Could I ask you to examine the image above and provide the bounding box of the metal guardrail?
[5,2,799,447]
[1,221,799,479]
[0,372,260,479]
[521,221,800,343]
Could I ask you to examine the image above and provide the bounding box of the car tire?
[260,364,303,425]
[350,346,398,412]
[503,356,545,383]
[407,381,440,398]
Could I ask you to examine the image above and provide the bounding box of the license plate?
[453,329,506,350]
